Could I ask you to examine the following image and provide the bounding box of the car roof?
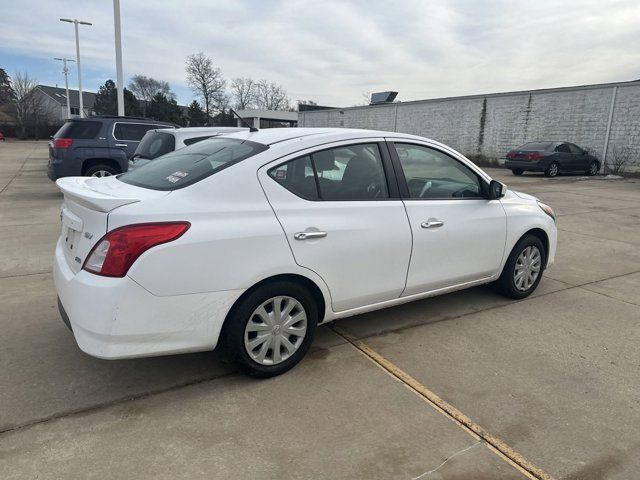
[221,127,431,146]
[153,127,248,139]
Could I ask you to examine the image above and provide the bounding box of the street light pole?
[54,57,76,119]
[113,0,125,116]
[60,18,92,118]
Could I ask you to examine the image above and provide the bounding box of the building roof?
[37,85,97,109]
[235,109,298,121]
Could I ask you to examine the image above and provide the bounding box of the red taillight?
[83,222,190,277]
[524,152,544,161]
[506,152,516,159]
[53,138,73,149]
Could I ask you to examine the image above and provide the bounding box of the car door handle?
[115,143,128,147]
[421,220,444,229]
[294,231,327,240]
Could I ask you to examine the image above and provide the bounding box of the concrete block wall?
[299,81,640,170]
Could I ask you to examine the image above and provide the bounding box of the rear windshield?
[119,137,268,190]
[54,121,101,139]
[516,142,552,151]
[134,131,176,160]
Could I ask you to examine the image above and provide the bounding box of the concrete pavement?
[1,141,639,479]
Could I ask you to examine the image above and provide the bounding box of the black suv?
[47,116,176,180]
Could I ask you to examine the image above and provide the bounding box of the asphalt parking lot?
[1,141,639,480]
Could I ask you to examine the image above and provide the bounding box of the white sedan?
[54,128,557,377]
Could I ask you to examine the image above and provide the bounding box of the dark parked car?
[47,116,176,180]
[505,141,600,177]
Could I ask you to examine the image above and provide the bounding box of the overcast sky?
[1,0,639,107]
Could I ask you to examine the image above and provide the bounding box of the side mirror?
[488,180,506,200]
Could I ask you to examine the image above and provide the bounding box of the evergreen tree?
[186,100,207,126]
[211,108,235,127]
[93,79,141,116]
[147,92,183,124]
[0,68,14,104]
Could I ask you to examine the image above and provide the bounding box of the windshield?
[134,131,176,160]
[119,137,268,190]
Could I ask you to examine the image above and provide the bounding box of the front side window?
[394,143,483,199]
[120,137,268,190]
[268,143,389,201]
[567,143,583,154]
[113,123,156,142]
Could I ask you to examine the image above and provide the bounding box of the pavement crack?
[0,370,237,436]
[0,143,38,195]
[412,441,482,479]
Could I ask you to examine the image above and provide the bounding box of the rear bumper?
[48,153,77,181]
[53,238,244,359]
[505,160,548,172]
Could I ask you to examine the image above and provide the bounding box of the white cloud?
[1,0,639,106]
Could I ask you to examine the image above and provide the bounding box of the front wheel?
[495,235,546,299]
[511,169,524,176]
[221,281,318,377]
[586,161,599,176]
[544,162,559,177]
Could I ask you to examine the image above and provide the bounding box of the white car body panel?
[402,199,506,295]
[52,128,558,360]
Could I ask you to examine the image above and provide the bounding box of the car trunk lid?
[56,176,170,273]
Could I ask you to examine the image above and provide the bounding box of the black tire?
[221,280,318,378]
[495,234,546,300]
[544,162,559,177]
[586,161,599,176]
[84,164,119,177]
[511,169,524,176]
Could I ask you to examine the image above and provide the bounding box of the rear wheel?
[545,162,559,177]
[495,234,546,299]
[221,280,318,377]
[511,169,524,176]
[586,161,599,176]
[85,164,119,177]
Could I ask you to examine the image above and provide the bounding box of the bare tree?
[230,77,257,110]
[128,75,173,115]
[12,72,38,138]
[185,53,226,124]
[10,72,56,139]
[255,80,290,111]
[608,145,638,174]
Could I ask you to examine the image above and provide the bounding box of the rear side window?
[120,138,268,190]
[113,123,156,141]
[517,142,552,151]
[54,121,101,139]
[555,143,570,153]
[134,131,175,159]
[269,156,318,200]
[268,143,389,200]
[183,135,214,146]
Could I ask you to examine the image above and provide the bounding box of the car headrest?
[313,150,338,171]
